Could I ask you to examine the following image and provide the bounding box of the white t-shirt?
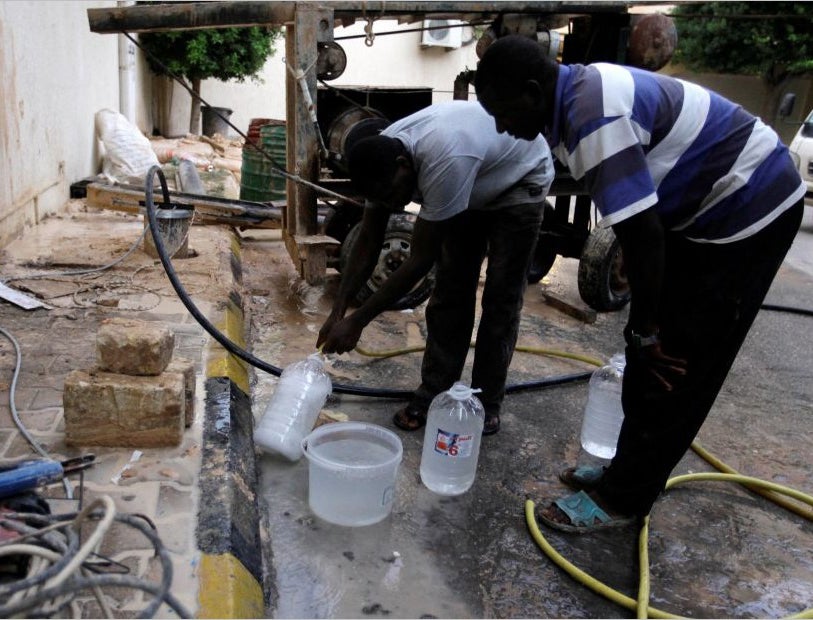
[382,101,554,222]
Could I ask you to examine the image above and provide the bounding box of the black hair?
[346,135,406,196]
[474,35,558,100]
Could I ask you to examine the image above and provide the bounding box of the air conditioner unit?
[421,19,463,49]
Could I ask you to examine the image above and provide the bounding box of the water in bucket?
[302,422,402,527]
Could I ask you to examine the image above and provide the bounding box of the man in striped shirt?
[475,35,805,532]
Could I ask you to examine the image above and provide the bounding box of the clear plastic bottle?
[419,382,485,496]
[580,353,626,459]
[254,353,332,461]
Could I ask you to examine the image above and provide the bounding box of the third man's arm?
[611,207,665,337]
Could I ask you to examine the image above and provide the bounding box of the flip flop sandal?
[537,490,636,534]
[483,413,500,436]
[393,405,427,431]
[559,465,605,491]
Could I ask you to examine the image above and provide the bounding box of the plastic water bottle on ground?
[254,353,332,461]
[420,382,485,495]
[580,353,626,460]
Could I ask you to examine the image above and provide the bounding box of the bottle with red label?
[419,382,485,495]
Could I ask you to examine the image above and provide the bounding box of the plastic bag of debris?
[95,109,159,185]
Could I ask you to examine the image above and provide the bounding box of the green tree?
[672,2,813,79]
[672,2,812,121]
[140,26,282,133]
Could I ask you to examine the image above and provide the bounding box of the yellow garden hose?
[689,441,813,521]
[525,466,813,619]
[355,343,604,368]
[355,344,427,359]
[525,500,678,619]
[355,340,813,617]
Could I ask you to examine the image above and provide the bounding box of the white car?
[788,108,813,204]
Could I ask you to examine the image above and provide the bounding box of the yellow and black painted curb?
[196,234,266,618]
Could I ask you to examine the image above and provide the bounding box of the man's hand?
[317,315,364,355]
[633,341,687,391]
[316,314,340,350]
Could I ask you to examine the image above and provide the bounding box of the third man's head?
[475,35,558,141]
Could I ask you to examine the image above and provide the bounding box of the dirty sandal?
[559,466,605,491]
[393,404,427,431]
[537,490,635,534]
[483,413,500,436]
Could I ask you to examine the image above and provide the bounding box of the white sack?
[95,109,159,184]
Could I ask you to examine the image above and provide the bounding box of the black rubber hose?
[760,303,813,317]
[146,166,813,397]
[144,165,594,398]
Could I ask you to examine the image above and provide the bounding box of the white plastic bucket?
[301,422,403,526]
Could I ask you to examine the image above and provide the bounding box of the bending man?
[317,100,554,436]
[475,35,805,529]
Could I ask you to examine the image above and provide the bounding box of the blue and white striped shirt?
[549,63,806,243]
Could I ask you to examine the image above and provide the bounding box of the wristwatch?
[626,329,660,349]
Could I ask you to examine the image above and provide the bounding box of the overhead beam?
[87,2,297,34]
[87,1,637,34]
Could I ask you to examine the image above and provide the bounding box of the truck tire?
[577,226,630,312]
[339,215,435,310]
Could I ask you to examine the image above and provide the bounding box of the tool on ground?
[0,455,95,499]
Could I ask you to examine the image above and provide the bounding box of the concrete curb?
[195,235,265,618]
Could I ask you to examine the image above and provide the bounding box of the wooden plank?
[84,183,283,229]
[87,2,296,34]
[541,290,597,324]
[295,234,342,249]
[294,235,342,285]
[88,1,637,33]
[284,6,323,282]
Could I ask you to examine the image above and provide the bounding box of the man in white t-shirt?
[317,101,554,436]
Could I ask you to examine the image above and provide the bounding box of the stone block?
[167,358,196,427]
[63,369,184,447]
[96,318,175,376]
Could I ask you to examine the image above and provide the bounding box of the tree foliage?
[140,27,281,85]
[672,2,813,82]
[140,25,282,133]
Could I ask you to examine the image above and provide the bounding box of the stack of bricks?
[63,318,195,448]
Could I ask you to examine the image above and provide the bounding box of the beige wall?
[0,1,126,248]
[198,20,481,137]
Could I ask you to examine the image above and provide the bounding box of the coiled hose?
[525,466,813,619]
[519,352,813,619]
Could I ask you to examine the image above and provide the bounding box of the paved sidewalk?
[0,203,259,617]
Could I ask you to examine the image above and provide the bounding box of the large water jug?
[580,353,626,459]
[254,353,332,461]
[419,382,484,495]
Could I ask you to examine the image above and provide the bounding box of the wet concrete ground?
[242,211,813,619]
[1,198,810,617]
